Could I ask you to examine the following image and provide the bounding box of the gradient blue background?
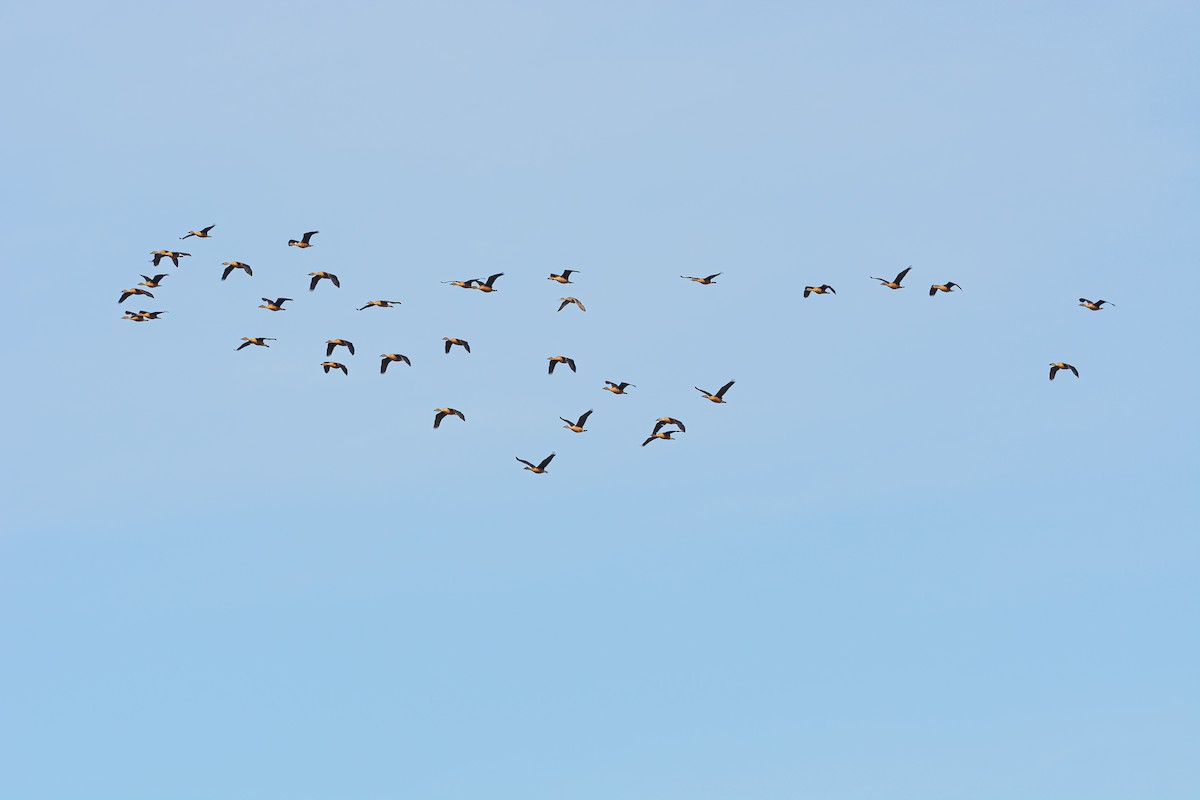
[2,2,1198,797]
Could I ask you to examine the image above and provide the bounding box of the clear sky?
[2,1,1198,797]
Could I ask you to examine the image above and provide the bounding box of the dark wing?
[715,380,735,398]
[169,255,180,267]
[326,343,335,357]
[516,457,536,468]
[278,298,293,305]
[705,273,721,281]
[695,386,709,395]
[652,420,666,434]
[434,411,446,428]
[237,341,251,350]
[567,358,576,372]
[894,266,912,284]
[1079,298,1091,304]
[310,275,320,291]
[946,282,959,290]
[559,417,573,425]
[338,364,348,375]
[1068,365,1079,377]
[380,358,389,374]
[244,265,252,276]
[642,436,655,447]
[359,304,371,311]
[453,409,465,421]
[674,419,686,432]
[485,272,503,287]
[301,231,318,244]
[537,453,556,470]
[462,341,470,353]
[558,299,569,312]
[223,265,235,281]
[323,364,331,373]
[576,300,586,311]
[619,383,633,390]
[330,274,340,288]
[929,286,938,296]
[179,232,195,240]
[825,286,836,294]
[445,340,452,353]
[803,288,812,297]
[201,225,215,234]
[151,253,164,266]
[577,409,593,426]
[347,342,355,356]
[119,291,131,303]
[562,269,577,278]
[549,360,557,374]
[400,355,411,366]
[1049,366,1058,380]
[605,381,618,388]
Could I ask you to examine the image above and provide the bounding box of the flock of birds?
[119,225,1113,473]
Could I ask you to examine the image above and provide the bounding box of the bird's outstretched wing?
[434,412,447,428]
[516,457,536,468]
[716,380,735,398]
[330,274,340,288]
[310,275,320,291]
[302,231,318,244]
[237,341,251,350]
[705,273,721,281]
[894,266,912,284]
[577,409,593,426]
[537,453,556,470]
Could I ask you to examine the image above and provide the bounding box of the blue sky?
[2,1,1198,797]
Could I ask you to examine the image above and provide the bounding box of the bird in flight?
[1078,298,1114,311]
[380,353,411,373]
[930,281,961,296]
[359,299,402,310]
[321,361,349,375]
[548,355,577,374]
[309,271,340,291]
[1049,362,1079,380]
[118,287,154,303]
[123,310,166,322]
[434,408,466,428]
[652,417,686,434]
[682,273,721,285]
[442,278,478,289]
[803,284,836,297]
[548,269,580,284]
[180,225,215,240]
[870,266,911,289]
[560,409,593,433]
[603,381,635,395]
[221,262,252,280]
[443,337,470,354]
[473,273,504,293]
[557,297,586,312]
[326,339,355,356]
[259,297,293,311]
[237,337,275,350]
[288,231,319,248]
[138,274,168,289]
[642,429,683,447]
[696,380,735,403]
[150,250,190,268]
[516,453,556,474]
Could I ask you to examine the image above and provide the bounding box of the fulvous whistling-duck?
[548,269,580,284]
[548,356,576,374]
[642,429,682,447]
[124,310,166,322]
[557,297,586,312]
[930,281,961,296]
[221,262,252,280]
[870,266,911,289]
[603,381,635,395]
[473,273,504,293]
[321,361,348,375]
[516,452,555,474]
[1079,298,1114,311]
[443,337,470,354]
[1049,362,1079,380]
[259,297,293,311]
[652,417,686,434]
[442,279,477,289]
[237,337,275,350]
[326,339,355,356]
[180,225,215,240]
[682,273,720,284]
[359,299,401,310]
[138,274,168,289]
[560,409,593,433]
[696,380,734,403]
[803,284,836,297]
[309,271,340,290]
[434,408,465,428]
[380,353,411,373]
[288,231,318,248]
[119,287,154,303]
[150,250,190,268]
